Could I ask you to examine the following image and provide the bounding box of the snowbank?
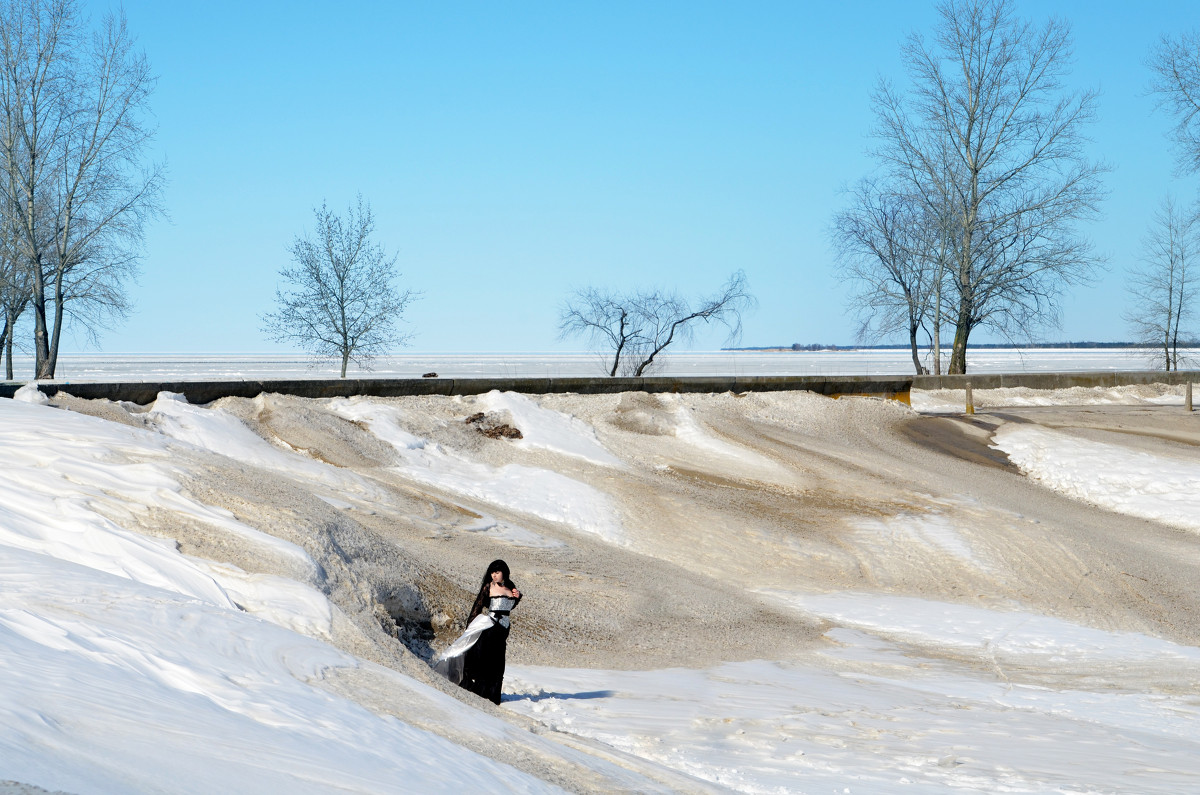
[993,424,1200,533]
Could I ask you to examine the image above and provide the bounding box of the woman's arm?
[489,583,521,600]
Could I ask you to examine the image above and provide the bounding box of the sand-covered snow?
[3,381,1200,792]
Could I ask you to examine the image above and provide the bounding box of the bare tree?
[833,178,943,374]
[0,212,30,378]
[557,287,640,377]
[0,0,163,378]
[559,271,755,377]
[263,197,417,378]
[872,0,1107,373]
[1125,197,1197,371]
[1149,31,1200,175]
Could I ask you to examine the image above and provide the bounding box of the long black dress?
[459,595,517,704]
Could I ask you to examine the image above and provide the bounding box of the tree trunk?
[948,297,972,375]
[909,322,924,375]
[4,317,12,380]
[340,350,349,378]
[1164,309,1173,371]
[45,269,66,378]
[932,274,942,375]
[609,338,624,377]
[31,256,51,378]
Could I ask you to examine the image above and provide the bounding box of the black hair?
[467,559,519,622]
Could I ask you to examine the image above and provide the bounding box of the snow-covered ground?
[3,382,1199,793]
[0,388,561,793]
[8,347,1192,381]
[912,382,1192,412]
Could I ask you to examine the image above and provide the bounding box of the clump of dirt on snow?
[464,411,523,440]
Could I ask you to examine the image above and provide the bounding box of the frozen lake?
[9,347,1186,381]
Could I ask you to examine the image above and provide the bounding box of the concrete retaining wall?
[1,374,912,404]
[913,370,1200,390]
[2,370,1197,404]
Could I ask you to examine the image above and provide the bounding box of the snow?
[764,591,1200,665]
[506,624,1200,795]
[850,512,981,567]
[460,515,568,549]
[655,394,790,480]
[993,424,1200,533]
[476,390,623,467]
[0,392,563,793]
[328,396,626,545]
[4,375,1200,792]
[11,347,1188,381]
[146,391,389,506]
[13,382,49,404]
[912,383,1190,412]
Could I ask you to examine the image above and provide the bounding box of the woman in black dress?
[434,559,521,704]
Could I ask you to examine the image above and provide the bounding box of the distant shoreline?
[726,342,1195,352]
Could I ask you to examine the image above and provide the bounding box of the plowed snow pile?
[3,383,1200,794]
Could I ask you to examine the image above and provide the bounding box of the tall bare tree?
[1125,197,1197,371]
[1149,30,1200,175]
[872,0,1107,373]
[263,197,418,378]
[559,271,755,377]
[0,0,162,379]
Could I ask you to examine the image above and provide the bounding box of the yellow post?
[965,381,974,415]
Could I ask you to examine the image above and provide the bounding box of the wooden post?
[965,381,974,415]
[1187,381,1193,412]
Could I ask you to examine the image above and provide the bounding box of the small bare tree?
[556,287,640,377]
[559,271,755,377]
[263,197,417,378]
[1149,31,1200,175]
[872,0,1107,373]
[1125,197,1197,371]
[833,178,942,374]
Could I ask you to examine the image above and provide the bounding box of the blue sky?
[67,1,1197,353]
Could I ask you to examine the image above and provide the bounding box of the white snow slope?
[0,387,561,794]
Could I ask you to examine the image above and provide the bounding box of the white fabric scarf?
[433,613,496,684]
